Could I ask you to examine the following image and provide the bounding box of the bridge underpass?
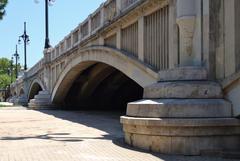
[28,82,43,101]
[56,62,143,113]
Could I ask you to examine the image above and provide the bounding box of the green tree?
[0,74,10,89]
[0,57,10,74]
[0,57,21,89]
[0,0,8,20]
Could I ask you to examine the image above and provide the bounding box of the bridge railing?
[121,0,139,11]
[10,74,24,96]
[26,58,44,77]
[49,0,141,62]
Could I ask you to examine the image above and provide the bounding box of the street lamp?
[7,57,13,92]
[13,45,19,79]
[10,56,13,83]
[34,0,55,49]
[44,0,55,49]
[18,22,30,71]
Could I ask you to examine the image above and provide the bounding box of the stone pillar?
[168,0,178,69]
[116,0,122,14]
[43,49,50,91]
[88,16,92,36]
[100,4,105,26]
[116,27,121,49]
[138,16,144,61]
[176,0,196,66]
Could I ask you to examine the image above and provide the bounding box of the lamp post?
[44,0,55,49]
[18,22,30,70]
[13,45,19,79]
[34,0,55,49]
[10,56,13,83]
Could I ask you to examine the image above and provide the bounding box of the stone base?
[28,90,54,109]
[9,96,28,106]
[127,99,232,118]
[120,116,240,155]
[158,67,207,81]
[121,67,240,155]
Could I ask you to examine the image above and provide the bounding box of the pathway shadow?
[0,132,113,142]
[38,109,124,138]
[33,110,230,161]
[112,138,231,161]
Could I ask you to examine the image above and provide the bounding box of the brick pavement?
[0,108,238,161]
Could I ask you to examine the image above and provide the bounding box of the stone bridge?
[10,0,240,156]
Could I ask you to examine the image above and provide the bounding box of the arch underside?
[28,79,44,100]
[19,88,24,96]
[63,62,144,110]
[52,46,158,110]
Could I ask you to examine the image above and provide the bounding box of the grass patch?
[0,103,13,108]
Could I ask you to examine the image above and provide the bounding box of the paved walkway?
[0,108,238,161]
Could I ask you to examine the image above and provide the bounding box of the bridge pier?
[28,49,55,109]
[28,90,54,109]
[13,96,28,106]
[121,66,240,155]
[121,0,240,155]
[9,96,28,106]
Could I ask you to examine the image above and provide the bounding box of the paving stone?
[0,107,238,161]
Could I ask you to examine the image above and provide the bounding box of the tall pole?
[45,0,50,49]
[24,22,27,70]
[19,22,30,71]
[13,45,19,79]
[10,57,13,83]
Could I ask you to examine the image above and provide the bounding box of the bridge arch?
[52,46,159,107]
[28,79,45,101]
[19,88,25,96]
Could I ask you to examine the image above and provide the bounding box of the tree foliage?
[0,0,8,20]
[0,57,10,74]
[0,74,10,89]
[0,57,20,89]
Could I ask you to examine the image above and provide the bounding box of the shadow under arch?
[52,46,159,106]
[19,88,24,96]
[28,79,45,101]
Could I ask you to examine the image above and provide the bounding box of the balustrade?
[91,11,101,32]
[81,21,89,38]
[73,30,79,44]
[104,0,117,23]
[66,36,72,49]
[26,58,44,77]
[27,0,169,76]
[121,0,138,11]
[47,0,140,62]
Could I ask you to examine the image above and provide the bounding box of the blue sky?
[0,0,105,68]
